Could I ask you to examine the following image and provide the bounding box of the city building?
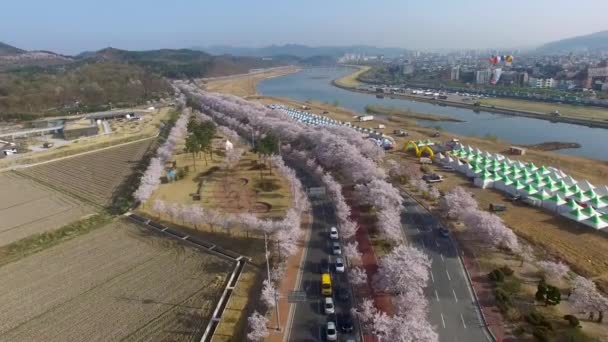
[475,69,492,84]
[450,66,460,80]
[529,77,555,88]
[402,64,415,75]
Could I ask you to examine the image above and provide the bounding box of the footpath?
[266,212,312,342]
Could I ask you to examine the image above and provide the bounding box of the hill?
[80,47,286,78]
[0,42,25,56]
[199,44,407,58]
[537,30,608,54]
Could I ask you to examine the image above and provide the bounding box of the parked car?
[339,313,354,333]
[423,173,444,183]
[489,203,507,212]
[324,297,335,314]
[326,321,338,341]
[332,242,342,255]
[438,227,450,237]
[335,257,345,273]
[319,259,330,274]
[329,226,339,240]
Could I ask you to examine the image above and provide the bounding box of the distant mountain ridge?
[198,44,408,58]
[537,30,608,54]
[0,42,25,56]
[0,41,73,70]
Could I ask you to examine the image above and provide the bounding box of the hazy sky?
[2,0,607,54]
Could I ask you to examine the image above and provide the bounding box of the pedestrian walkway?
[266,212,312,342]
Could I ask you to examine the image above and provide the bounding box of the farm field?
[19,139,153,206]
[0,171,95,247]
[0,218,232,342]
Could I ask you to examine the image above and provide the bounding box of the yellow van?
[321,273,332,296]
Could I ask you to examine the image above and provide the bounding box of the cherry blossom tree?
[349,267,368,287]
[428,187,440,200]
[570,276,608,322]
[343,241,362,265]
[261,279,277,309]
[152,199,166,218]
[461,209,520,252]
[373,245,431,296]
[538,260,570,282]
[440,186,477,219]
[247,311,269,341]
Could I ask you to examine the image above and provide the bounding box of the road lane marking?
[440,253,444,262]
[421,239,426,249]
[446,269,451,281]
[435,240,440,248]
[452,288,458,302]
[460,313,467,328]
[430,270,434,283]
[440,313,446,328]
[435,290,440,302]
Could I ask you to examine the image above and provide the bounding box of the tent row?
[436,146,608,230]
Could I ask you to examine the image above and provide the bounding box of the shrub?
[495,288,512,313]
[488,269,505,283]
[532,326,553,342]
[500,266,514,276]
[525,311,553,331]
[176,168,186,180]
[563,315,580,328]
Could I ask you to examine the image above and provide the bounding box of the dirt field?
[0,218,232,342]
[480,97,608,123]
[18,139,153,206]
[202,67,300,97]
[332,65,370,88]
[0,171,95,247]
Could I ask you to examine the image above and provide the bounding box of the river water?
[258,67,608,161]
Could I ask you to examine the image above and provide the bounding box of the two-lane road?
[401,193,492,342]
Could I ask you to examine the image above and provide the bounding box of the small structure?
[63,119,99,140]
[225,140,234,151]
[508,146,526,155]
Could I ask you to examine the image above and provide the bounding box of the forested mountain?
[200,43,407,58]
[537,31,608,54]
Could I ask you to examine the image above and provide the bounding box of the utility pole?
[264,233,280,330]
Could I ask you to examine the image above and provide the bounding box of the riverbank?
[332,65,370,88]
[364,104,464,122]
[201,66,301,97]
[332,68,608,129]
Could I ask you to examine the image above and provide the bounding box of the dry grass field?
[0,172,95,247]
[0,218,232,342]
[19,139,153,206]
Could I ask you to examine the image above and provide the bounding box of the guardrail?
[125,212,248,342]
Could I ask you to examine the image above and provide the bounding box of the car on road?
[335,257,345,273]
[319,259,330,274]
[326,321,338,341]
[339,313,354,333]
[331,242,342,255]
[329,226,339,240]
[324,297,335,314]
[321,273,332,296]
[438,227,450,237]
[336,287,350,303]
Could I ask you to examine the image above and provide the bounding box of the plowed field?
[19,139,153,206]
[0,172,94,247]
[0,219,232,342]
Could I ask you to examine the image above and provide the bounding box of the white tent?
[436,152,446,161]
[443,156,454,166]
[563,175,578,186]
[596,185,608,197]
[581,215,608,230]
[558,199,582,214]
[561,208,589,222]
[474,174,494,189]
[578,180,596,191]
[542,193,566,212]
[456,160,467,173]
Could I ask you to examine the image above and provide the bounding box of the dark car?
[319,259,330,274]
[438,227,450,238]
[336,287,350,303]
[339,313,354,333]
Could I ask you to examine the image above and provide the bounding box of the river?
[258,67,608,161]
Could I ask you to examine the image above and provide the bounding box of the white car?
[335,257,345,273]
[329,226,339,240]
[326,321,338,341]
[331,242,342,255]
[324,297,335,314]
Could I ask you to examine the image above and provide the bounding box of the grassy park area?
[479,97,608,123]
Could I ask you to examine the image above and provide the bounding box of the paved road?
[400,193,492,342]
[287,170,359,342]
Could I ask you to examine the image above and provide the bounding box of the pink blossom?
[247,311,269,341]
